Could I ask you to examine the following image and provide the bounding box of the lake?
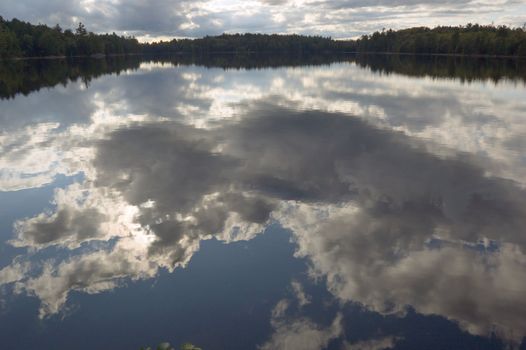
[1,54,525,350]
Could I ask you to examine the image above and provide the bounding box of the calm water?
[1,55,526,350]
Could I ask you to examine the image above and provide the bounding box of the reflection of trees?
[146,52,350,69]
[352,54,526,84]
[1,53,525,100]
[0,54,346,100]
[0,56,142,99]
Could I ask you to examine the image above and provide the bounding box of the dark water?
[1,55,526,350]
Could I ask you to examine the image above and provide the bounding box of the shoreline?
[344,51,526,59]
[1,51,526,62]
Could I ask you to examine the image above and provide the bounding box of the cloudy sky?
[0,0,525,41]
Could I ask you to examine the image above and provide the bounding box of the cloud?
[259,297,343,350]
[344,336,400,350]
[12,187,107,249]
[259,315,342,350]
[291,280,311,307]
[280,201,526,344]
[0,263,29,285]
[92,122,276,266]
[0,0,191,36]
[0,0,524,39]
[261,293,400,350]
[18,242,159,317]
[311,0,475,9]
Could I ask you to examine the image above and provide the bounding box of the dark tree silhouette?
[75,22,87,36]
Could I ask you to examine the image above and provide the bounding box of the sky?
[0,0,525,41]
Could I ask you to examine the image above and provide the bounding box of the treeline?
[142,33,352,54]
[1,18,526,59]
[356,24,526,56]
[0,17,141,58]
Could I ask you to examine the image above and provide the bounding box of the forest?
[355,24,526,56]
[0,17,141,58]
[1,16,526,59]
[141,33,350,54]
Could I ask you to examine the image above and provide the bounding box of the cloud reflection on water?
[1,61,526,346]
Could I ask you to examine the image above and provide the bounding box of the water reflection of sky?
[1,60,526,349]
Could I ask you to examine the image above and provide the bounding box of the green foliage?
[37,30,65,56]
[0,18,141,58]
[0,19,21,58]
[141,33,351,55]
[138,24,526,57]
[355,24,526,56]
[2,19,525,59]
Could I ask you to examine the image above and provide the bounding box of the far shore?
[2,51,526,62]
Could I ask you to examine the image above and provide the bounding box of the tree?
[0,25,20,58]
[37,30,65,56]
[76,22,87,36]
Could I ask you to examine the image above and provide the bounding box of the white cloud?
[291,280,311,307]
[344,336,400,350]
[259,307,343,350]
[0,263,29,285]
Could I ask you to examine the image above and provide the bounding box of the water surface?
[1,55,525,349]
